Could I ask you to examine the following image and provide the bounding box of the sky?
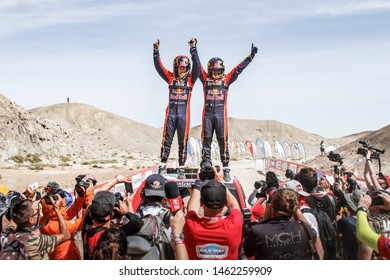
[0,0,389,138]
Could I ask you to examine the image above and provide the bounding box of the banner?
[264,141,272,158]
[275,141,285,159]
[245,140,253,156]
[297,142,306,160]
[256,138,265,157]
[291,142,299,159]
[239,141,246,155]
[283,141,292,158]
[251,141,258,156]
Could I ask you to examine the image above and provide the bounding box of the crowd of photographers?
[0,140,389,260]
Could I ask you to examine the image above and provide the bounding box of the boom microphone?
[165,181,183,214]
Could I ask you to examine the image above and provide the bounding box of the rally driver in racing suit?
[199,44,258,181]
[153,38,200,179]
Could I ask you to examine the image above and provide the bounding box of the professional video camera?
[357,141,385,160]
[199,159,220,181]
[43,181,65,205]
[328,151,344,165]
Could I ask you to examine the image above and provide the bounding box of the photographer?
[183,166,243,259]
[82,175,143,259]
[1,194,70,260]
[356,193,390,259]
[356,186,390,259]
[364,149,384,191]
[39,181,93,260]
[244,189,315,260]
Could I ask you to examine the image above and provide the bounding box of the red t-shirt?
[183,209,243,260]
[378,236,390,260]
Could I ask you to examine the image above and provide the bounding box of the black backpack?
[127,208,174,260]
[0,231,31,260]
[303,195,343,260]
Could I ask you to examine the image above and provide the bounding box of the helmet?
[173,55,190,79]
[207,57,225,78]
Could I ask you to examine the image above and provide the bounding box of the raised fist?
[153,39,160,51]
[188,37,197,48]
[251,43,258,57]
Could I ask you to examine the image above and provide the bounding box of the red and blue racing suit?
[154,47,200,166]
[199,56,253,167]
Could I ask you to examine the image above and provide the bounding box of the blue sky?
[0,0,389,138]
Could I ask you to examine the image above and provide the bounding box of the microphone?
[165,181,183,214]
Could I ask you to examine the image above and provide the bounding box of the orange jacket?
[39,191,94,260]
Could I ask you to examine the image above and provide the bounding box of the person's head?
[92,228,128,260]
[90,191,115,224]
[296,167,318,193]
[200,180,227,215]
[86,176,97,186]
[285,169,295,180]
[265,171,279,188]
[207,57,225,79]
[11,199,41,229]
[319,175,335,190]
[271,189,300,217]
[377,172,390,189]
[173,55,190,79]
[343,189,364,214]
[282,180,310,198]
[141,174,167,207]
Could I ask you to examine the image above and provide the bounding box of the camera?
[74,174,91,197]
[254,180,266,190]
[357,141,385,160]
[113,192,124,219]
[43,182,65,205]
[199,159,215,181]
[328,151,343,165]
[366,190,387,206]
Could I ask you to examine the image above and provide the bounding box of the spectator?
[358,189,390,260]
[92,228,128,260]
[1,195,70,260]
[170,209,188,260]
[297,168,338,223]
[283,180,324,259]
[39,181,94,260]
[337,189,364,259]
[136,174,170,223]
[319,175,335,195]
[83,175,143,259]
[320,140,325,156]
[184,169,243,260]
[265,171,279,189]
[356,193,390,260]
[244,189,315,260]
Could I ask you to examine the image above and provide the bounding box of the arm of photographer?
[364,150,382,191]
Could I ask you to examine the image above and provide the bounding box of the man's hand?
[214,165,224,183]
[153,39,160,51]
[51,194,63,211]
[377,192,390,211]
[188,37,197,48]
[251,43,258,57]
[170,210,185,235]
[358,194,372,209]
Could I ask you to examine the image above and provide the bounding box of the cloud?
[1,0,390,37]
